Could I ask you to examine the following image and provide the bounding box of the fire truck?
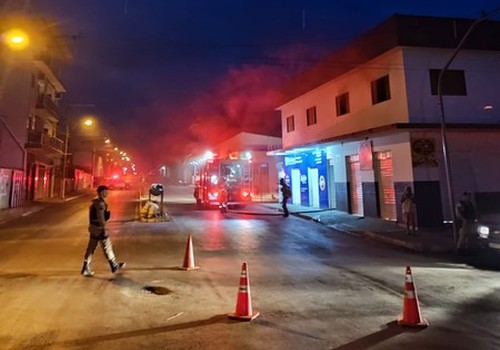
[195,153,253,208]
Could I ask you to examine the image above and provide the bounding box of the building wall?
[0,168,12,209]
[403,48,500,124]
[280,48,410,149]
[0,61,33,170]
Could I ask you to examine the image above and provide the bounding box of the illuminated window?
[306,106,317,126]
[429,69,467,96]
[336,92,350,116]
[286,115,295,132]
[371,75,391,105]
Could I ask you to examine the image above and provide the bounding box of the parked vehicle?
[103,176,132,190]
[196,153,253,208]
[475,214,500,249]
[472,193,500,250]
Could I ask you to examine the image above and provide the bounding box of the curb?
[0,206,44,226]
[362,230,425,252]
[295,211,454,254]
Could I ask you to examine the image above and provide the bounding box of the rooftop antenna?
[124,0,128,16]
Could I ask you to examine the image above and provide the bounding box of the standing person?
[401,186,417,235]
[81,185,126,277]
[280,178,291,217]
[219,186,228,213]
[455,191,477,255]
[193,182,201,206]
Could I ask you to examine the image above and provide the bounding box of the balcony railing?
[26,130,64,154]
[36,94,60,118]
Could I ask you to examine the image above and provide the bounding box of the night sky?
[6,0,500,170]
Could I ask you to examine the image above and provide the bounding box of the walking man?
[81,185,126,277]
[280,178,291,217]
[455,191,477,255]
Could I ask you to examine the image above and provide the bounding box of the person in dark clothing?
[219,186,228,213]
[279,178,291,217]
[455,191,477,255]
[193,183,201,205]
[401,186,417,235]
[81,185,126,277]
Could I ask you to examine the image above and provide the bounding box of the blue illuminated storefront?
[282,149,329,208]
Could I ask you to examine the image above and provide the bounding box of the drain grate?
[143,286,172,295]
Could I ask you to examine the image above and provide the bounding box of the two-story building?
[272,14,500,227]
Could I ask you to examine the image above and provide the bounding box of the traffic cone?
[228,262,259,321]
[178,235,199,270]
[397,266,428,327]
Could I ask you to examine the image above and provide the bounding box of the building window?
[371,75,391,105]
[286,115,295,133]
[429,69,467,96]
[306,106,317,126]
[336,92,350,116]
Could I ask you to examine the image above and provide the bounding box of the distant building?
[270,14,500,227]
[215,132,282,197]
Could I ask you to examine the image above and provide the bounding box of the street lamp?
[61,104,96,199]
[2,28,30,51]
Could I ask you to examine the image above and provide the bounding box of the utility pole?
[61,104,96,199]
[437,9,499,243]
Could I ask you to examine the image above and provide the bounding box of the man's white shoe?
[82,270,94,277]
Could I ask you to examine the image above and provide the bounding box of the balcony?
[25,130,65,157]
[36,94,61,121]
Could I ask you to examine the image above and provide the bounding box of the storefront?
[282,149,329,209]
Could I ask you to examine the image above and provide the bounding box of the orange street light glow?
[3,29,30,50]
[83,119,93,126]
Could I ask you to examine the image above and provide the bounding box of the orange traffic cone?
[397,266,428,327]
[228,262,259,321]
[178,235,200,270]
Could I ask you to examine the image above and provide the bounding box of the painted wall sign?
[411,138,438,167]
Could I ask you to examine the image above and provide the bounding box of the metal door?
[347,155,363,216]
[291,168,301,205]
[308,167,320,208]
[374,151,396,220]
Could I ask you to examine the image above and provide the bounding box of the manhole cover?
[143,286,172,295]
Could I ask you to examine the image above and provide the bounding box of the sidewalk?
[0,195,81,226]
[259,202,457,254]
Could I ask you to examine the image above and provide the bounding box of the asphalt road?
[0,185,499,350]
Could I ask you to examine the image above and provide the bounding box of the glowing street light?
[2,28,30,51]
[83,118,93,127]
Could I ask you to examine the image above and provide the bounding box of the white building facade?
[273,15,500,227]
